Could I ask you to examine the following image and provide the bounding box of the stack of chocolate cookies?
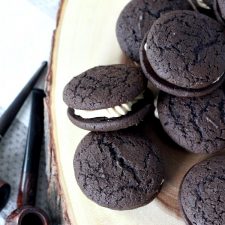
[63,0,225,224]
[63,64,165,210]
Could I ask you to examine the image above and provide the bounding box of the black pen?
[0,61,48,142]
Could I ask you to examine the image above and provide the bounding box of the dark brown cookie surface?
[63,65,147,110]
[157,86,225,154]
[179,155,225,225]
[140,34,225,97]
[116,0,191,62]
[74,128,164,210]
[145,10,225,90]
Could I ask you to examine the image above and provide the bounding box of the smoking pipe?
[0,62,47,212]
[0,180,10,211]
[5,89,50,225]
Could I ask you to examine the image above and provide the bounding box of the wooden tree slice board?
[48,0,222,224]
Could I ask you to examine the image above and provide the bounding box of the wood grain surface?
[48,1,224,224]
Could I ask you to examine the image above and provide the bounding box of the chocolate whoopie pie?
[179,155,225,225]
[116,0,192,63]
[74,128,164,210]
[140,10,225,97]
[214,0,225,25]
[63,65,153,131]
[157,86,225,154]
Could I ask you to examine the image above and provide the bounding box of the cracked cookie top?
[63,64,147,110]
[146,10,225,89]
[179,155,225,225]
[157,86,225,153]
[74,128,164,210]
[116,0,191,62]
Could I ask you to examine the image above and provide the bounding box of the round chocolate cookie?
[214,0,225,25]
[140,35,225,97]
[157,86,225,154]
[74,128,164,210]
[179,155,225,225]
[141,10,225,97]
[116,0,192,62]
[63,65,153,131]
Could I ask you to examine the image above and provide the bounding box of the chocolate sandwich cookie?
[214,0,225,25]
[140,10,225,97]
[157,86,225,154]
[116,0,192,62]
[179,155,225,225]
[74,128,164,210]
[63,65,153,131]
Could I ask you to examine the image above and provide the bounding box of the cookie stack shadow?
[62,0,225,224]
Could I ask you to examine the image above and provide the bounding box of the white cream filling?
[75,93,144,119]
[154,95,159,119]
[144,43,148,51]
[196,0,210,9]
[212,72,224,84]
